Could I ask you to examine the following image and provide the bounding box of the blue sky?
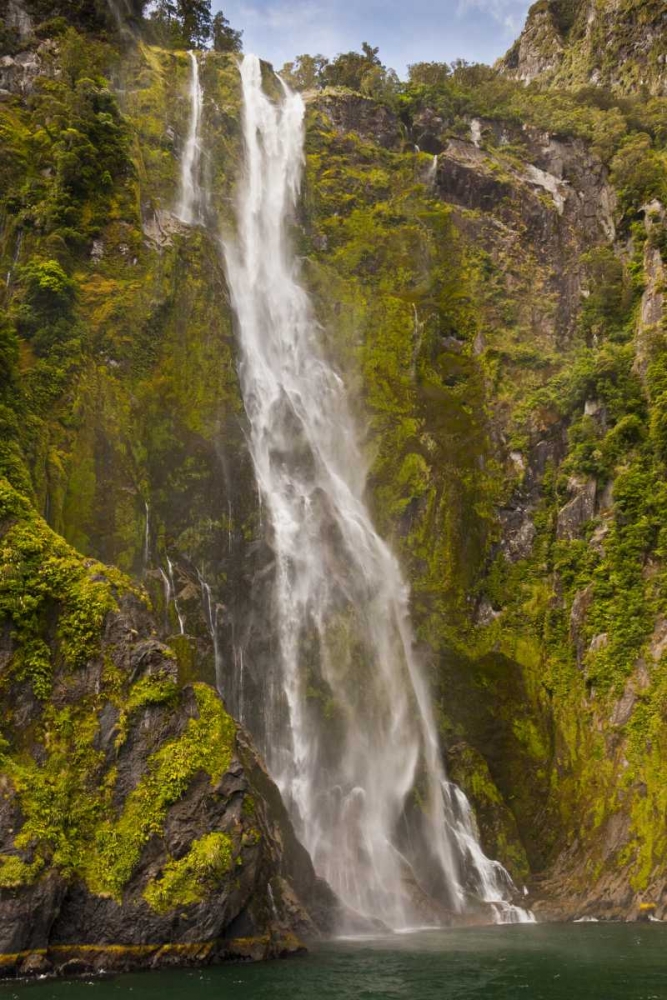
[212,0,532,77]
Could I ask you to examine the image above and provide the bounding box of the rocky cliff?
[0,10,339,972]
[500,0,666,96]
[300,29,666,916]
[0,0,666,970]
[0,481,335,977]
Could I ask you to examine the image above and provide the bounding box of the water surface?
[3,924,667,1000]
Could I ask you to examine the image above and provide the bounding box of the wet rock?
[0,41,57,96]
[570,585,593,667]
[59,958,94,977]
[0,501,338,979]
[650,617,667,663]
[5,0,33,41]
[312,92,402,150]
[610,682,636,727]
[475,597,501,626]
[499,509,536,562]
[19,952,52,977]
[634,202,665,381]
[142,209,187,248]
[412,107,445,154]
[129,638,178,683]
[556,478,596,540]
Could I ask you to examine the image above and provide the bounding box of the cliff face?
[0,20,336,975]
[0,0,667,963]
[0,482,335,977]
[500,0,667,96]
[299,23,666,912]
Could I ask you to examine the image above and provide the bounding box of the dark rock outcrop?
[0,484,337,979]
[311,91,402,150]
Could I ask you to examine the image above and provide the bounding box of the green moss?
[143,832,235,914]
[126,672,179,713]
[0,854,44,889]
[0,479,129,698]
[85,684,236,900]
[3,704,113,876]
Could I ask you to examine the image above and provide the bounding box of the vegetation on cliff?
[0,0,667,934]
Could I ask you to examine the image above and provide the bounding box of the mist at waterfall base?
[6,925,667,999]
[179,51,531,926]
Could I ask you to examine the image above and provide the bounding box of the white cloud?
[456,0,527,35]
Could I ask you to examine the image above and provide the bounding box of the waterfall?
[177,51,203,224]
[217,54,532,927]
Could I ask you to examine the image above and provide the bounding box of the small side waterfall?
[218,54,533,928]
[177,50,204,224]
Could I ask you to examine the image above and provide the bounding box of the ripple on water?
[3,924,667,1000]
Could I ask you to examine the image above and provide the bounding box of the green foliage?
[407,62,451,87]
[396,66,666,166]
[0,479,124,698]
[3,705,110,875]
[0,854,43,888]
[0,16,21,53]
[211,10,242,54]
[610,134,667,218]
[126,671,179,712]
[23,0,121,33]
[281,54,328,91]
[179,0,211,47]
[143,831,234,913]
[324,42,383,92]
[578,248,634,342]
[146,0,214,48]
[21,258,75,307]
[547,0,581,36]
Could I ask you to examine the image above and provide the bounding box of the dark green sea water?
[2,924,667,1000]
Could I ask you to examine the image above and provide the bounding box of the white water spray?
[218,54,532,927]
[177,51,204,224]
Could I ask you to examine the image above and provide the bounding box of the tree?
[407,62,451,87]
[146,0,212,47]
[360,65,399,104]
[280,53,328,90]
[323,42,382,91]
[178,0,211,47]
[211,10,242,53]
[146,0,182,47]
[611,133,667,217]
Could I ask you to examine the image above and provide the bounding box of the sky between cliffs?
[212,0,532,76]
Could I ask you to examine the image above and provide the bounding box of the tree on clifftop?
[146,0,212,47]
[179,0,211,47]
[211,10,242,53]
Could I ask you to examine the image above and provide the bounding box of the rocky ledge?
[0,480,336,979]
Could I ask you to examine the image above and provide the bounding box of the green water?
[2,925,667,1000]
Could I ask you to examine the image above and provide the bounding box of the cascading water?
[177,50,204,224]
[215,53,533,928]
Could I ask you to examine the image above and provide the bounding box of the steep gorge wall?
[1,4,667,931]
[298,84,667,918]
[500,0,667,96]
[0,25,339,973]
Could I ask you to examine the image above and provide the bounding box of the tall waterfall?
[177,50,203,224]
[220,54,531,928]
